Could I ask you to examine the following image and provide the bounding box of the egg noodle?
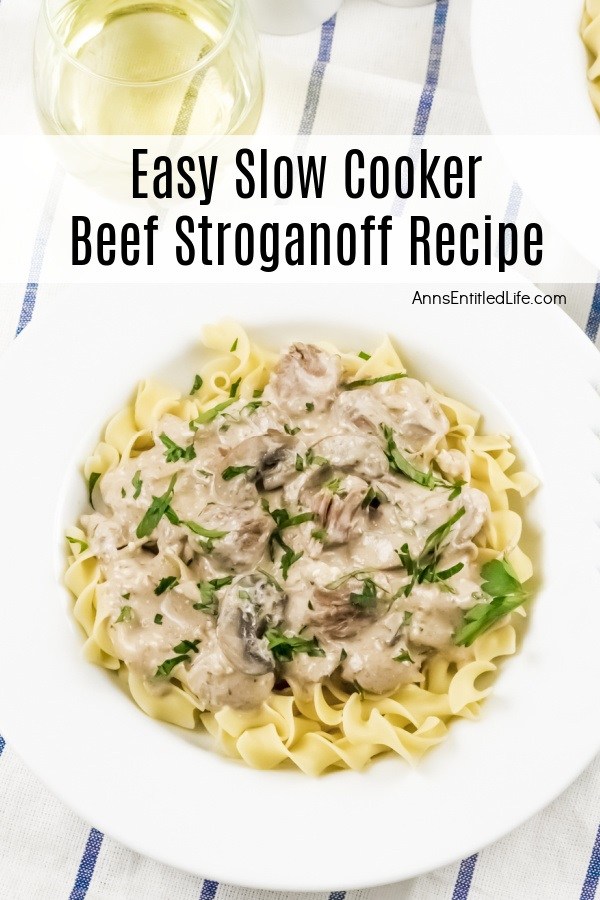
[582,0,600,114]
[65,323,537,775]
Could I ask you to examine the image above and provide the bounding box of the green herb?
[348,577,382,610]
[193,577,233,615]
[397,507,466,597]
[183,520,228,539]
[326,570,374,591]
[305,448,329,467]
[155,653,191,678]
[270,508,315,531]
[159,433,196,464]
[132,470,143,499]
[122,593,130,600]
[305,402,315,412]
[66,535,88,552]
[325,477,344,495]
[136,475,177,539]
[88,472,101,508]
[196,468,212,479]
[222,465,254,481]
[121,487,126,498]
[173,639,200,654]
[295,454,305,472]
[230,338,238,352]
[190,374,203,395]
[229,378,241,398]
[241,401,263,415]
[284,423,300,436]
[357,350,371,361]
[265,628,325,662]
[257,568,284,592]
[189,398,235,430]
[394,650,414,664]
[116,606,133,623]
[381,425,463,497]
[154,576,179,596]
[311,529,328,543]
[280,546,303,580]
[403,610,413,626]
[361,485,387,509]
[253,389,263,398]
[454,559,527,647]
[343,372,405,391]
[340,648,348,661]
[154,614,163,625]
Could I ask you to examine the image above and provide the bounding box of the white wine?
[35,0,263,136]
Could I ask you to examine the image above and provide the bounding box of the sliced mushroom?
[218,431,297,497]
[309,578,378,640]
[310,434,388,480]
[217,574,286,676]
[265,343,341,417]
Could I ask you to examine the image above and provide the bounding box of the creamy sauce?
[83,344,490,711]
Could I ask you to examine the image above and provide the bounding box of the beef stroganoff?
[66,324,537,774]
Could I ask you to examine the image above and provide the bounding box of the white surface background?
[0,0,600,898]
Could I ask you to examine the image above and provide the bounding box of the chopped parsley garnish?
[305,402,315,412]
[305,448,329,467]
[196,468,212,479]
[189,398,235,430]
[343,372,405,391]
[348,577,380,610]
[397,507,466,597]
[132,470,143,499]
[311,528,328,543]
[159,433,196,464]
[190,374,203,395]
[361,485,388,509]
[116,606,133,623]
[136,475,177,539]
[121,593,130,600]
[173,639,200,654]
[454,559,527,647]
[326,570,374,591]
[270,508,315,531]
[357,350,371,361]
[121,487,126,498]
[394,650,414,664]
[284,423,300,436]
[229,377,241,398]
[222,465,254,481]
[265,628,325,662]
[295,454,305,472]
[340,648,348,661]
[154,576,179,595]
[230,338,238,352]
[154,614,163,625]
[257,568,283,591]
[88,472,101,508]
[253,389,263,398]
[325,477,344,495]
[155,639,200,678]
[193,577,233,615]
[66,535,88,552]
[183,520,228,539]
[241,401,263,415]
[381,425,463,497]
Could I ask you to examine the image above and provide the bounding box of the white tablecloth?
[0,0,599,897]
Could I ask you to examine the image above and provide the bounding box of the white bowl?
[0,283,599,890]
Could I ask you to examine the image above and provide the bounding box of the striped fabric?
[1,0,600,897]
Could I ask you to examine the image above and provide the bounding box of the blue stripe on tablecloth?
[328,892,346,900]
[298,15,337,136]
[451,854,478,900]
[68,828,104,900]
[0,734,5,756]
[16,166,64,335]
[580,823,600,900]
[586,280,600,343]
[199,879,219,900]
[412,0,449,136]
